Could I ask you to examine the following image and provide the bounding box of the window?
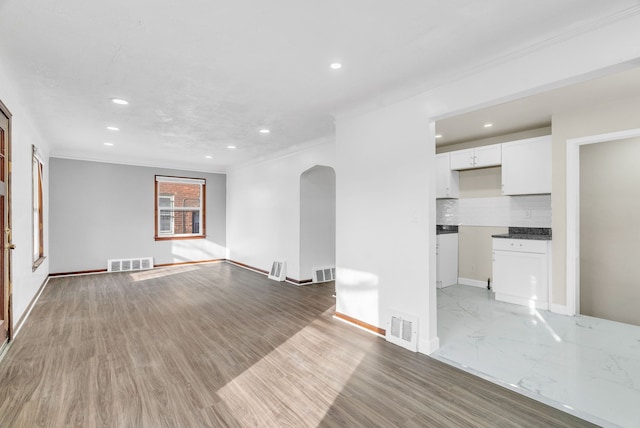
[32,145,45,269]
[155,176,205,240]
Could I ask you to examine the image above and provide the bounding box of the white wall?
[226,141,335,281]
[0,61,51,332]
[300,166,336,281]
[49,158,227,273]
[335,95,436,352]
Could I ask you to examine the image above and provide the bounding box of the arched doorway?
[300,165,336,282]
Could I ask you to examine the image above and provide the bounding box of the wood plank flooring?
[0,262,595,427]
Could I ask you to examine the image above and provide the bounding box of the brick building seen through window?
[155,176,205,239]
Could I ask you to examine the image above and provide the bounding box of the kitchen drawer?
[492,238,548,253]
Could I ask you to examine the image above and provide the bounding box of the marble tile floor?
[431,284,640,428]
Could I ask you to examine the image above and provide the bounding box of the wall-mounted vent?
[108,257,154,273]
[268,261,286,281]
[386,310,418,352]
[312,266,336,283]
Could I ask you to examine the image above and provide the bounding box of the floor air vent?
[313,266,336,283]
[108,257,154,272]
[386,310,418,352]
[268,261,286,281]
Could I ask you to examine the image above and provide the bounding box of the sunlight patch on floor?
[129,265,200,282]
[217,310,373,426]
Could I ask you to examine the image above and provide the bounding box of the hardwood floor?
[0,263,594,427]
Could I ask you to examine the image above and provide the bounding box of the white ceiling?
[1,0,639,171]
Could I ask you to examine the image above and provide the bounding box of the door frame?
[0,98,12,342]
[566,127,640,316]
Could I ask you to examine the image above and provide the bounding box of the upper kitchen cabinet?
[436,153,459,198]
[501,136,551,195]
[450,143,502,170]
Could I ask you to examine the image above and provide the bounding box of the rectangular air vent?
[268,261,286,281]
[386,310,418,352]
[108,257,154,273]
[312,266,336,283]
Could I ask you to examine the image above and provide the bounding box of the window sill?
[32,256,46,272]
[154,235,205,241]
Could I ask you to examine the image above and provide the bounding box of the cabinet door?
[435,153,459,198]
[436,234,458,288]
[449,148,475,170]
[474,143,502,168]
[502,136,551,195]
[493,250,548,304]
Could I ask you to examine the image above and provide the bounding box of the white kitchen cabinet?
[435,153,459,198]
[501,136,551,195]
[492,238,550,309]
[450,143,502,170]
[436,233,458,288]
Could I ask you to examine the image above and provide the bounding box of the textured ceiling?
[1,0,639,171]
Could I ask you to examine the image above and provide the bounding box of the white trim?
[50,154,226,174]
[155,176,205,185]
[32,145,45,163]
[420,336,440,356]
[565,128,640,317]
[549,303,572,316]
[495,293,549,310]
[458,277,488,289]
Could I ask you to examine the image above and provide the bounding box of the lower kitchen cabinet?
[492,238,550,309]
[436,233,458,288]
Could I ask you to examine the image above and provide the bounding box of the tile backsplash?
[436,195,551,227]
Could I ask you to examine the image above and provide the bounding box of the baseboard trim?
[225,260,310,285]
[334,312,386,336]
[550,303,572,316]
[49,268,107,277]
[155,259,225,268]
[13,276,50,339]
[50,259,226,277]
[287,278,313,285]
[458,277,489,289]
[420,336,441,355]
[226,259,269,275]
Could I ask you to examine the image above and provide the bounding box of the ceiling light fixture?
[435,134,443,139]
[111,98,128,105]
[330,62,342,70]
[259,129,270,134]
[205,155,213,159]
[106,126,120,131]
[227,145,236,149]
[104,142,114,146]
[483,123,493,128]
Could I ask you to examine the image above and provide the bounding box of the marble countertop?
[436,225,459,235]
[492,227,552,240]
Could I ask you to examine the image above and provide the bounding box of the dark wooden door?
[0,101,11,344]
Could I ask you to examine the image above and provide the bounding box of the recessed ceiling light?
[435,134,443,139]
[483,123,493,128]
[205,155,213,159]
[259,129,270,134]
[227,145,236,149]
[111,98,128,105]
[106,126,120,131]
[330,62,342,70]
[104,142,114,146]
